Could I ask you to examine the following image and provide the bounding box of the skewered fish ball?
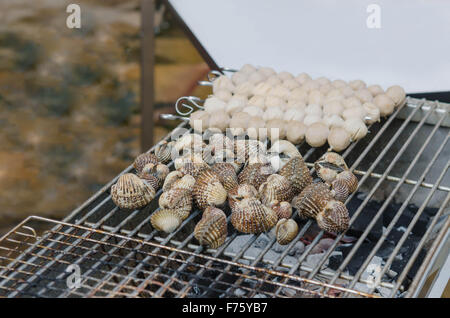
[342,106,367,121]
[386,85,406,106]
[344,117,368,140]
[248,71,266,84]
[248,95,266,108]
[305,104,323,117]
[214,89,232,102]
[328,127,351,152]
[208,110,230,132]
[308,90,324,105]
[234,82,255,97]
[289,87,309,102]
[212,75,235,93]
[266,119,287,141]
[349,79,366,90]
[323,115,345,129]
[302,79,320,92]
[367,84,384,97]
[263,107,284,121]
[240,64,257,74]
[247,116,267,140]
[258,66,276,77]
[242,105,264,118]
[283,108,305,122]
[373,94,395,116]
[270,85,290,100]
[266,75,282,86]
[283,78,301,90]
[340,85,354,98]
[343,96,362,109]
[323,100,344,116]
[286,121,307,144]
[278,71,295,82]
[204,96,227,113]
[253,82,273,96]
[229,112,251,136]
[226,95,247,114]
[303,114,322,127]
[331,79,347,89]
[362,102,380,124]
[305,123,329,147]
[296,72,312,84]
[231,71,248,86]
[354,88,373,103]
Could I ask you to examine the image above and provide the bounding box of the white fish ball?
[340,85,355,98]
[265,95,286,110]
[247,116,267,140]
[331,79,347,89]
[214,90,232,102]
[247,71,266,85]
[263,107,284,121]
[323,115,345,128]
[342,107,367,121]
[305,123,329,147]
[286,99,307,109]
[230,112,251,136]
[328,127,351,152]
[303,114,322,127]
[242,105,264,118]
[308,89,324,105]
[278,71,295,82]
[266,75,282,86]
[231,71,248,86]
[374,94,395,116]
[204,96,227,113]
[253,82,273,96]
[302,79,320,92]
[288,87,309,102]
[344,118,368,140]
[266,119,286,141]
[305,104,323,117]
[342,96,362,109]
[386,85,406,106]
[349,79,366,90]
[296,72,312,84]
[212,75,235,93]
[258,67,276,77]
[284,108,305,122]
[316,76,331,86]
[286,121,307,144]
[323,100,344,116]
[208,110,230,132]
[283,78,301,90]
[189,110,210,133]
[319,84,332,95]
[248,95,266,108]
[270,84,290,99]
[363,102,380,124]
[226,95,247,114]
[367,84,384,97]
[354,88,373,103]
[240,64,257,75]
[234,82,255,97]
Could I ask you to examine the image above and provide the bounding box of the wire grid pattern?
[0,97,448,298]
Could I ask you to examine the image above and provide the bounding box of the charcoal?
[347,196,383,241]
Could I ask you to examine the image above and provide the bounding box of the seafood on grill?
[159,188,192,220]
[154,140,174,164]
[211,162,239,192]
[330,170,358,202]
[150,209,182,233]
[314,152,348,184]
[268,200,293,220]
[228,183,259,210]
[133,152,159,173]
[279,156,312,195]
[194,207,228,248]
[258,174,295,205]
[111,173,156,210]
[162,171,196,192]
[193,169,228,210]
[275,218,299,245]
[230,197,278,234]
[238,163,274,190]
[138,163,169,190]
[292,182,350,233]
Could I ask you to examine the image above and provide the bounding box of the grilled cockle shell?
[211,162,239,192]
[111,173,155,209]
[238,163,274,190]
[162,171,196,192]
[292,182,349,233]
[154,140,174,164]
[228,183,259,210]
[275,218,299,245]
[235,139,267,164]
[258,174,295,205]
[174,133,206,154]
[133,152,159,173]
[158,188,192,220]
[138,163,169,189]
[331,170,358,202]
[314,152,348,184]
[230,197,278,234]
[268,200,293,220]
[279,156,312,195]
[193,169,228,210]
[150,209,182,233]
[194,207,228,249]
[177,161,210,178]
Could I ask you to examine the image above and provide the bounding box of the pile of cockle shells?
[189,64,406,151]
[110,131,360,250]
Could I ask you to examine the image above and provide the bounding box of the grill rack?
[0,97,448,298]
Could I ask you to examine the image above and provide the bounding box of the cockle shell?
[314,152,348,184]
[193,169,228,210]
[292,183,349,233]
[211,162,239,192]
[279,156,312,195]
[238,163,274,190]
[174,133,205,153]
[258,174,295,205]
[268,200,293,220]
[154,141,174,164]
[228,183,259,210]
[159,188,192,220]
[208,134,234,153]
[194,207,228,249]
[133,152,159,173]
[269,140,301,159]
[331,170,358,202]
[275,218,299,245]
[177,161,210,178]
[162,171,196,192]
[230,197,278,234]
[139,163,169,189]
[150,209,182,233]
[235,139,267,164]
[111,173,155,209]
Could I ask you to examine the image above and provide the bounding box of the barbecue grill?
[0,96,448,298]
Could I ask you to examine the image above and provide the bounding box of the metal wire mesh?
[0,97,448,298]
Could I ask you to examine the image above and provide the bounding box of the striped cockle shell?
[279,156,312,195]
[292,182,349,233]
[133,152,159,173]
[150,209,182,233]
[331,170,358,202]
[275,218,299,245]
[139,163,169,189]
[138,173,159,192]
[177,161,210,178]
[174,152,204,169]
[208,134,234,153]
[211,162,239,192]
[194,207,228,249]
[230,197,278,234]
[238,163,275,190]
[228,183,258,210]
[158,188,192,220]
[258,174,295,205]
[235,139,267,164]
[193,169,228,210]
[314,152,348,184]
[162,171,196,192]
[111,173,155,209]
[268,200,293,220]
[174,133,205,153]
[154,140,174,164]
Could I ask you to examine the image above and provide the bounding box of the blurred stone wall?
[0,0,211,234]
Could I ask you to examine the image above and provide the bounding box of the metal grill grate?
[0,97,448,298]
